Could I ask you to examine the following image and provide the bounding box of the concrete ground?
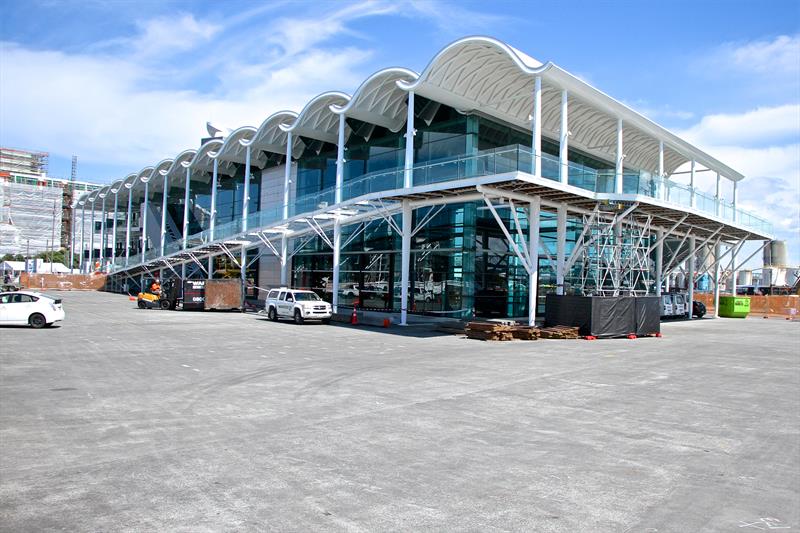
[1,291,798,533]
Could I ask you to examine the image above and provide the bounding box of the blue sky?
[1,0,799,262]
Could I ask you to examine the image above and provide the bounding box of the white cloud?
[727,34,800,74]
[132,13,221,58]
[0,3,394,169]
[678,104,800,147]
[693,34,800,106]
[672,106,800,263]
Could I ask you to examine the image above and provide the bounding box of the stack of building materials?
[464,322,578,341]
[538,326,581,339]
[508,326,540,340]
[464,322,515,341]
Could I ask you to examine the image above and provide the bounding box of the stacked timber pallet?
[509,326,540,340]
[538,325,581,339]
[465,322,579,341]
[464,322,514,341]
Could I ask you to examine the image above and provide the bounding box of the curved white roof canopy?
[249,111,301,163]
[98,35,744,201]
[331,68,418,133]
[146,159,175,193]
[282,92,351,147]
[163,149,198,190]
[189,139,224,183]
[400,36,743,180]
[135,166,155,184]
[213,126,256,175]
[109,180,124,195]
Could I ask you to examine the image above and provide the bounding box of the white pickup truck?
[265,288,332,324]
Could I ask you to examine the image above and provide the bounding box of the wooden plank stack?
[464,322,579,341]
[464,322,514,341]
[538,325,581,339]
[509,326,539,340]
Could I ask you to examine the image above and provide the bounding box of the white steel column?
[69,204,76,271]
[242,144,251,232]
[615,119,624,194]
[111,192,118,269]
[713,242,721,317]
[559,90,569,184]
[332,219,341,313]
[125,188,132,265]
[687,235,696,320]
[400,200,412,325]
[732,181,738,222]
[160,173,168,256]
[79,203,86,272]
[528,197,541,326]
[240,246,247,300]
[335,113,346,204]
[99,197,106,269]
[658,141,667,201]
[209,158,218,241]
[208,256,213,280]
[655,229,664,296]
[89,200,96,271]
[283,132,292,219]
[690,160,696,208]
[142,181,149,254]
[182,167,191,249]
[731,245,738,295]
[715,172,721,217]
[403,91,415,189]
[556,203,567,295]
[280,235,288,286]
[531,76,542,177]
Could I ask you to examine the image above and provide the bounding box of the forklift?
[137,278,180,310]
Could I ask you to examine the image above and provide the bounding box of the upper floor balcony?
[118,144,772,270]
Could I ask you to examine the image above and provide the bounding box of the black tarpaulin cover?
[545,295,660,338]
[634,296,661,336]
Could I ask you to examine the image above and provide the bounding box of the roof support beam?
[559,90,568,184]
[404,91,415,189]
[531,76,542,177]
[283,132,292,220]
[615,119,623,194]
[335,113,346,204]
[209,158,219,242]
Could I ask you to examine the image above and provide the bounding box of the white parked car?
[0,291,65,328]
[265,288,332,324]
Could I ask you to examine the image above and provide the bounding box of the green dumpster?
[718,296,750,318]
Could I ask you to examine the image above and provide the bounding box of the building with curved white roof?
[76,36,772,324]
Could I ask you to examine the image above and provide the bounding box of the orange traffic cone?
[351,306,358,325]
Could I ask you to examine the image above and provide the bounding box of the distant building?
[0,147,103,256]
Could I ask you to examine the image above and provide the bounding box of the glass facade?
[105,88,772,319]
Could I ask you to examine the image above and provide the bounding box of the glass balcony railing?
[114,144,772,271]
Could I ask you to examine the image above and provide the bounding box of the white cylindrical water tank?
[764,240,789,267]
[737,270,753,286]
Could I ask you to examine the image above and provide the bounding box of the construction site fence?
[695,293,799,318]
[19,273,107,291]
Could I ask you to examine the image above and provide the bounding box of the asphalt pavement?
[1,291,798,532]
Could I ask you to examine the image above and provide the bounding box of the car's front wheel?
[268,307,278,321]
[294,309,304,325]
[29,313,47,329]
[137,300,147,309]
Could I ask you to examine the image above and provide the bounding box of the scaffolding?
[573,204,653,296]
[0,181,63,255]
[0,147,49,177]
